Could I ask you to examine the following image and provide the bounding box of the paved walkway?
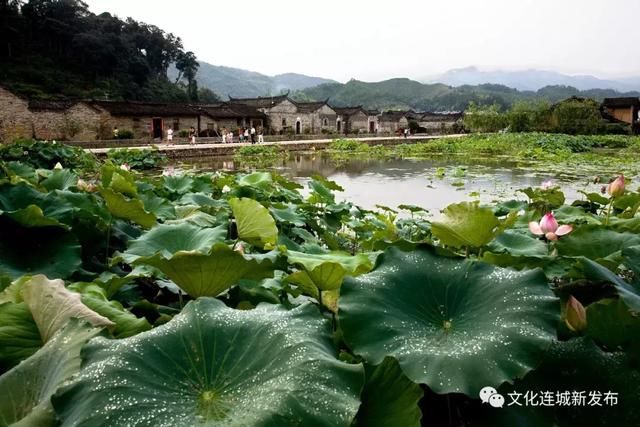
[86,134,466,154]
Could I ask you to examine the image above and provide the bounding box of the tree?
[174,50,199,101]
[551,98,602,135]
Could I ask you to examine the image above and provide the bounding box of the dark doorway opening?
[152,118,163,139]
[337,120,342,132]
[369,121,375,133]
[295,121,301,135]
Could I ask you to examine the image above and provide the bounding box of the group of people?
[221,126,264,144]
[164,126,196,145]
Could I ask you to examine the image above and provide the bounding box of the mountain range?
[169,62,336,99]
[425,67,640,92]
[182,60,640,111]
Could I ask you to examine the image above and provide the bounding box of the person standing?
[166,127,173,145]
[222,128,227,144]
[188,126,196,145]
[244,127,250,144]
[228,131,233,144]
[258,127,264,143]
[403,128,408,139]
[250,125,256,144]
[113,126,119,139]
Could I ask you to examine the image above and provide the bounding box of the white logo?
[479,386,504,408]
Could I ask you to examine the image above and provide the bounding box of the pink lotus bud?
[539,212,558,234]
[235,243,245,255]
[565,295,587,332]
[54,162,63,170]
[120,163,131,172]
[607,175,625,198]
[540,180,554,190]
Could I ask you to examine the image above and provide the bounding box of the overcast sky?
[83,0,639,82]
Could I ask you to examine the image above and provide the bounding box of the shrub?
[116,129,135,140]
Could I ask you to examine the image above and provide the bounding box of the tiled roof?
[419,112,463,121]
[92,101,199,116]
[603,97,640,108]
[294,100,331,113]
[380,110,411,121]
[228,94,290,109]
[199,103,266,119]
[333,106,367,116]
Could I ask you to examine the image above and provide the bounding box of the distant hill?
[292,78,640,111]
[170,61,336,99]
[426,67,640,92]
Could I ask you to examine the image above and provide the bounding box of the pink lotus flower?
[529,212,573,241]
[607,175,625,198]
[120,163,131,172]
[540,180,554,190]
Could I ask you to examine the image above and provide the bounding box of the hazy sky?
[83,0,640,82]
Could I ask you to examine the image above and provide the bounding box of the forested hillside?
[0,0,214,101]
[293,79,640,111]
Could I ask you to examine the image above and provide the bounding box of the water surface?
[178,152,637,213]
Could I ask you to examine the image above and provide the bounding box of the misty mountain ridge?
[426,66,640,92]
[169,61,336,99]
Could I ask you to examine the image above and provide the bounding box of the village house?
[197,103,266,135]
[228,95,339,134]
[417,112,463,133]
[602,97,640,125]
[91,101,202,139]
[378,111,411,134]
[333,106,378,134]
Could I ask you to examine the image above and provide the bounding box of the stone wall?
[261,99,299,133]
[0,87,32,141]
[32,103,105,141]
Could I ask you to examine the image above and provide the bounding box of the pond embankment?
[86,134,466,158]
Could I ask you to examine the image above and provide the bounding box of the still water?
[179,152,633,213]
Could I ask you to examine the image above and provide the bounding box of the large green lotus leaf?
[0,302,42,372]
[339,246,558,396]
[178,193,228,210]
[100,188,156,229]
[0,218,82,280]
[586,298,640,350]
[52,298,364,427]
[139,192,176,220]
[287,262,347,293]
[555,226,640,260]
[492,338,640,427]
[0,204,66,228]
[236,171,273,188]
[0,320,100,427]
[136,244,277,297]
[117,222,227,264]
[22,275,114,342]
[109,171,138,197]
[286,250,376,275]
[270,203,306,227]
[68,283,151,338]
[623,245,640,285]
[229,197,278,248]
[354,357,423,427]
[487,230,549,257]
[163,175,194,195]
[576,257,640,312]
[431,202,504,249]
[41,169,78,192]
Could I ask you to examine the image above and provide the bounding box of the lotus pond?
[0,138,639,426]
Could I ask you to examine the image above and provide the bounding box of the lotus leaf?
[52,298,363,427]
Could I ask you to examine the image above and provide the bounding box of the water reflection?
[180,152,625,212]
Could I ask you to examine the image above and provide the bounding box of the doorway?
[152,118,163,139]
[295,120,301,135]
[369,121,375,133]
[337,119,342,133]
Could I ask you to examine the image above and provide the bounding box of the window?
[323,118,328,126]
[172,119,179,131]
[282,118,287,127]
